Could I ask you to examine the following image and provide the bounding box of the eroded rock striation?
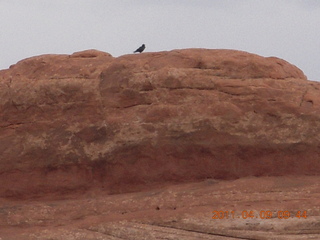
[0,48,319,198]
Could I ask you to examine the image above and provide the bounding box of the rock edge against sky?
[0,48,319,198]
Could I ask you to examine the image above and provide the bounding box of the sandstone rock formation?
[0,49,320,239]
[0,48,318,198]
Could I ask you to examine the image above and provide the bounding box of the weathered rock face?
[0,48,319,198]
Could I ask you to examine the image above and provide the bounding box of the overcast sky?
[0,0,320,80]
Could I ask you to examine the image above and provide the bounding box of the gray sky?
[1,0,320,80]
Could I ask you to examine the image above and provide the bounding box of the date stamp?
[212,210,307,220]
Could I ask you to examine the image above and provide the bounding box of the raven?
[134,44,145,53]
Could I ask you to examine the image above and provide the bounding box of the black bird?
[134,44,145,53]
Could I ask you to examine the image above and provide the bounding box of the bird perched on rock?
[134,44,145,53]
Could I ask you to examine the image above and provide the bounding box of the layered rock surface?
[0,49,319,198]
[1,48,320,239]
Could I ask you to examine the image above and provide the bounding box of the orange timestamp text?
[212,210,307,220]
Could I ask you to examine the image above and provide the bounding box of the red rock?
[0,48,318,198]
[1,48,320,239]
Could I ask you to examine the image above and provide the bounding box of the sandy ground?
[1,176,320,240]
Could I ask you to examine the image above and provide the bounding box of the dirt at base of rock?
[1,176,320,240]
